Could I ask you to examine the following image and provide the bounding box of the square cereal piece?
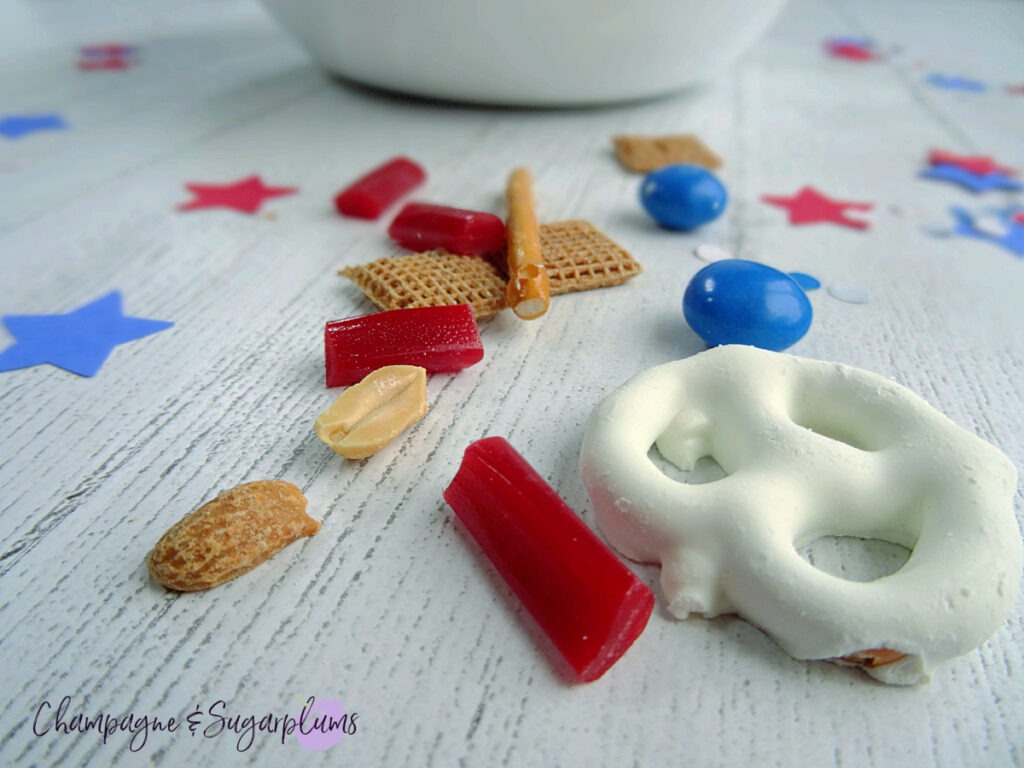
[339,251,506,319]
[540,220,642,295]
[613,134,722,173]
[339,221,641,318]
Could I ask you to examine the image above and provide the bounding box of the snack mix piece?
[580,345,1021,685]
[683,259,812,351]
[388,202,506,255]
[640,164,728,230]
[324,304,483,387]
[444,437,655,683]
[340,221,641,318]
[504,167,551,320]
[539,220,643,293]
[613,134,723,173]
[148,480,320,591]
[340,250,507,319]
[314,365,428,459]
[334,156,426,220]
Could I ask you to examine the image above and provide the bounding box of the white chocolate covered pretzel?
[580,345,1021,685]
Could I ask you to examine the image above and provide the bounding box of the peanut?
[314,365,428,459]
[147,480,319,591]
[836,648,908,669]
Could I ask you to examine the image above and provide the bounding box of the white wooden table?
[2,0,1023,765]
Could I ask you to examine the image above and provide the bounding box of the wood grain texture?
[1,0,1023,765]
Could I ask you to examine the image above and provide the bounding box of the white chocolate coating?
[580,345,1021,685]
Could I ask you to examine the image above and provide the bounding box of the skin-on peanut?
[148,480,320,592]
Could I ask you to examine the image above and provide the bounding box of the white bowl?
[258,0,790,106]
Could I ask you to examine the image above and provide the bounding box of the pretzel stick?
[505,167,550,320]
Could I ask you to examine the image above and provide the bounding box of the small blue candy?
[640,164,728,230]
[683,260,813,351]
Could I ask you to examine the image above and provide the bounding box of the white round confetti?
[0,156,37,173]
[919,223,954,238]
[694,243,733,263]
[828,282,871,304]
[971,214,1009,238]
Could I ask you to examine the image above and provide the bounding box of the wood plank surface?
[1,0,1022,765]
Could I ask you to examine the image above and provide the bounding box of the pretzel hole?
[789,404,886,452]
[647,445,728,485]
[798,535,911,582]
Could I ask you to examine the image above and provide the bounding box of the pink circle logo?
[294,697,349,751]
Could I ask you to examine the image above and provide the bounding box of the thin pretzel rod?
[505,167,550,320]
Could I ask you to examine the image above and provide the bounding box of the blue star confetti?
[0,291,173,377]
[0,113,68,140]
[788,272,821,291]
[925,74,986,92]
[921,163,1023,193]
[951,207,1024,257]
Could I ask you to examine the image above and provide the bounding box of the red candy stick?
[444,437,654,683]
[388,202,506,255]
[334,157,427,220]
[325,304,483,387]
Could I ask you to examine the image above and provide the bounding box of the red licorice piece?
[444,437,654,683]
[325,304,483,387]
[388,202,506,255]
[334,156,426,220]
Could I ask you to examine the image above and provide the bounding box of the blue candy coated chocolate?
[640,164,728,230]
[683,260,813,351]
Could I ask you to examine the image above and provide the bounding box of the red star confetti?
[824,37,877,62]
[761,186,873,230]
[78,44,138,71]
[1006,83,1024,95]
[177,175,298,214]
[927,149,1017,177]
